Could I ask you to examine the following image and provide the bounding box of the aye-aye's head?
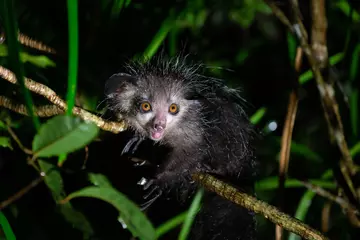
[104,70,201,142]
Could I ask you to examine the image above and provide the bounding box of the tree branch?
[0,65,127,134]
[0,95,64,117]
[0,29,56,54]
[193,173,329,240]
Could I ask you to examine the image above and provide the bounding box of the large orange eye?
[169,103,179,114]
[140,102,152,112]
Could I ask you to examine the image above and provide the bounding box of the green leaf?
[0,137,13,150]
[350,141,360,157]
[250,107,267,125]
[0,211,16,240]
[32,115,99,157]
[0,45,8,57]
[38,160,94,237]
[0,45,55,68]
[336,0,360,22]
[88,173,113,188]
[0,121,6,129]
[64,186,156,240]
[20,53,56,68]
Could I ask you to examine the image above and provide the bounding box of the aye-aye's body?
[105,57,257,240]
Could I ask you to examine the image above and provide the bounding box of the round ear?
[104,73,138,96]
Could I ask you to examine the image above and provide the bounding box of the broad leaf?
[88,173,113,188]
[39,160,94,237]
[64,186,156,240]
[32,115,99,157]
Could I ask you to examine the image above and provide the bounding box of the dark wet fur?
[105,55,258,240]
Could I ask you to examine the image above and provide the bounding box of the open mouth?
[150,127,164,140]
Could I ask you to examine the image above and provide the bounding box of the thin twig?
[5,121,32,155]
[0,29,56,54]
[321,202,332,233]
[301,181,359,216]
[0,65,127,133]
[0,175,45,210]
[264,0,293,30]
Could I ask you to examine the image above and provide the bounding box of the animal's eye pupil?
[169,104,179,114]
[141,102,151,112]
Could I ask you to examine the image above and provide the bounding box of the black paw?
[137,178,163,211]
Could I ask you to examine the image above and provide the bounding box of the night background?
[0,0,360,239]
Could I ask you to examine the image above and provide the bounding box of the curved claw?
[121,136,143,156]
[140,189,163,211]
[143,185,159,200]
[121,136,139,155]
[137,177,163,211]
[131,137,143,155]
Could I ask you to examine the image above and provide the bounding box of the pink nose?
[153,118,166,130]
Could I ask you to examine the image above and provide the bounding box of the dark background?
[0,0,360,239]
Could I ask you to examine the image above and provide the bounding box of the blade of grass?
[255,177,336,191]
[0,211,16,240]
[66,0,79,115]
[156,211,188,238]
[178,188,203,240]
[288,170,333,240]
[349,44,360,137]
[1,0,41,130]
[141,8,185,60]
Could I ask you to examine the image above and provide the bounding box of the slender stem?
[66,0,79,115]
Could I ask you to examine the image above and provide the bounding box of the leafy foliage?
[63,174,156,240]
[0,0,359,240]
[32,115,99,158]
